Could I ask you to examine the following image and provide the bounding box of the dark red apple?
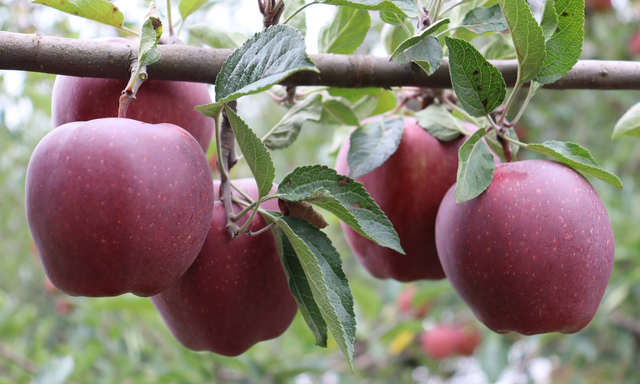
[435,160,614,335]
[420,325,460,359]
[151,180,298,356]
[26,118,214,297]
[51,38,214,151]
[629,30,640,56]
[455,325,482,355]
[585,0,611,12]
[336,117,466,281]
[397,286,430,318]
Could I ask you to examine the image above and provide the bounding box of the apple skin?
[151,180,298,356]
[435,160,614,335]
[26,118,214,297]
[51,38,214,152]
[336,117,466,281]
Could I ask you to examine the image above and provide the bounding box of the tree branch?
[1,31,640,90]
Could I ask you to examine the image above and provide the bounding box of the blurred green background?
[2,0,640,383]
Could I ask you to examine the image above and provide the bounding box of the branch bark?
[2,31,640,90]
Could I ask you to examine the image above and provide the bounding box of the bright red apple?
[420,325,461,359]
[151,180,298,356]
[26,118,214,297]
[455,325,482,356]
[336,117,466,281]
[397,286,430,318]
[436,160,614,335]
[51,38,214,151]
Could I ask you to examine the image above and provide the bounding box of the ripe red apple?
[26,118,214,297]
[51,38,214,151]
[397,286,430,318]
[435,160,614,335]
[629,30,640,56]
[455,325,482,355]
[336,117,467,281]
[585,0,611,12]
[151,180,298,356]
[420,325,461,359]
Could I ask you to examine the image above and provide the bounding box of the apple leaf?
[533,0,585,84]
[137,6,162,67]
[390,19,449,75]
[382,21,414,54]
[445,37,506,117]
[370,90,397,116]
[455,128,496,204]
[526,141,623,188]
[319,7,371,54]
[276,165,404,254]
[328,88,382,103]
[263,94,324,150]
[497,0,546,84]
[197,25,318,111]
[189,24,247,49]
[415,104,466,142]
[178,0,208,24]
[347,117,404,178]
[380,10,404,25]
[484,127,520,162]
[274,217,356,369]
[270,225,328,347]
[321,0,419,18]
[352,95,378,120]
[224,106,276,198]
[461,4,508,34]
[612,102,640,139]
[282,0,308,35]
[323,100,360,126]
[540,0,559,41]
[31,0,126,31]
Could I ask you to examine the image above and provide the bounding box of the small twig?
[247,222,276,236]
[285,85,297,106]
[261,0,285,28]
[166,0,174,36]
[220,101,240,237]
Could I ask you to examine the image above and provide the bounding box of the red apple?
[151,180,298,356]
[51,38,214,151]
[336,117,466,281]
[397,286,430,318]
[55,298,75,315]
[26,118,214,297]
[435,160,614,335]
[455,325,482,355]
[585,0,611,12]
[629,30,640,56]
[420,325,461,359]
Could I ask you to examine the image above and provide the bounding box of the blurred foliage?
[1,0,640,383]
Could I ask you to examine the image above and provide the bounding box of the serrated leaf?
[445,37,506,117]
[322,0,419,17]
[277,165,404,253]
[485,127,520,162]
[526,141,623,188]
[533,0,585,84]
[264,94,323,150]
[33,356,74,384]
[381,21,413,55]
[390,19,449,75]
[138,10,162,67]
[323,100,360,126]
[612,102,640,139]
[497,0,546,84]
[461,4,508,34]
[189,24,247,48]
[328,88,382,103]
[455,128,496,203]
[275,217,356,369]
[415,104,465,142]
[282,0,308,35]
[271,225,328,347]
[224,106,275,198]
[540,0,559,41]
[319,7,371,54]
[198,25,318,111]
[348,117,404,178]
[31,0,125,30]
[179,0,208,23]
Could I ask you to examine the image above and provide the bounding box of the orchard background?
[1,0,640,383]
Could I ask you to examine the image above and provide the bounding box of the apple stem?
[219,101,241,238]
[118,62,148,118]
[260,0,285,29]
[247,222,275,236]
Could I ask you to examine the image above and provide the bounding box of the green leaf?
[282,0,308,35]
[526,141,623,188]
[352,95,378,120]
[533,0,585,84]
[415,104,465,142]
[138,6,163,67]
[482,33,516,60]
[271,225,328,347]
[380,10,404,25]
[347,117,404,178]
[179,0,208,23]
[189,24,247,49]
[224,106,276,198]
[321,0,419,17]
[198,25,318,111]
[318,7,371,54]
[323,100,360,126]
[31,0,126,30]
[381,22,413,55]
[33,356,74,384]
[540,0,559,41]
[328,88,382,103]
[612,102,640,139]
[454,128,496,204]
[371,90,397,116]
[277,165,404,253]
[275,217,356,369]
[497,0,546,84]
[461,4,508,34]
[264,94,324,150]
[484,127,519,162]
[445,37,506,117]
[390,18,449,75]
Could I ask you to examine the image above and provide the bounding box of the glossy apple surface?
[436,160,614,335]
